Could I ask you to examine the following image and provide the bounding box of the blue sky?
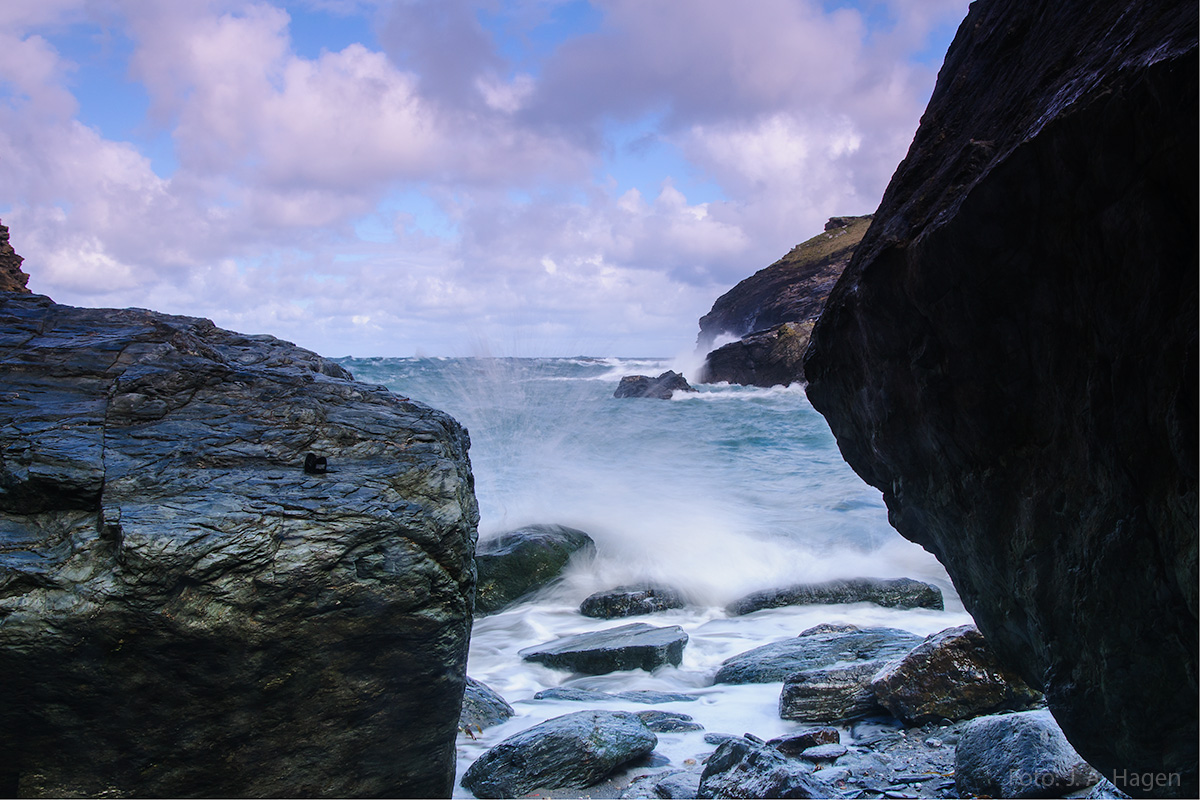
[1,0,970,358]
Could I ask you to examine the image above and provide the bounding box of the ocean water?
[340,356,972,795]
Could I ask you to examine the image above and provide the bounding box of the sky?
[1,0,970,358]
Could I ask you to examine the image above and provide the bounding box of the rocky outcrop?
[802,0,1197,794]
[613,370,695,399]
[519,622,689,674]
[727,576,943,615]
[580,584,686,618]
[474,523,595,614]
[697,736,833,799]
[461,710,658,799]
[702,321,813,387]
[713,624,921,684]
[0,294,478,797]
[955,710,1102,799]
[0,220,30,294]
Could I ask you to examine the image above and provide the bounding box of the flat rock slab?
[714,624,921,684]
[780,660,889,723]
[521,623,688,675]
[727,577,943,615]
[533,687,699,704]
[767,728,841,756]
[461,710,658,799]
[580,585,686,618]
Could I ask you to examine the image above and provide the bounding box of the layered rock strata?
[803,0,1198,795]
[0,294,478,797]
[0,220,30,293]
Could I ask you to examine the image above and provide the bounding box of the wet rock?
[475,523,595,614]
[621,769,703,799]
[714,624,921,684]
[802,0,1198,792]
[727,577,943,615]
[0,295,477,798]
[697,736,834,799]
[702,322,813,388]
[779,660,888,722]
[635,710,704,733]
[614,370,695,399]
[581,584,687,618]
[460,710,658,799]
[460,677,515,731]
[533,687,699,704]
[520,622,688,674]
[955,709,1102,799]
[767,728,841,756]
[799,743,848,762]
[871,624,1042,725]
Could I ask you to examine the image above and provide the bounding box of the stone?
[727,577,943,615]
[803,0,1197,793]
[701,322,813,388]
[460,677,515,731]
[460,710,658,799]
[713,624,921,684]
[955,710,1102,799]
[870,624,1042,725]
[520,622,689,674]
[581,584,687,618]
[779,660,889,723]
[799,743,848,762]
[613,370,696,399]
[0,294,478,798]
[0,219,30,294]
[621,769,702,799]
[697,736,834,799]
[767,728,841,756]
[635,710,704,733]
[474,523,595,614]
[533,687,699,704]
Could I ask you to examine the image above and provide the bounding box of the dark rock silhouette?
[803,0,1197,794]
[613,370,695,399]
[0,219,30,294]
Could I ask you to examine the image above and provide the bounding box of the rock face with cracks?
[0,294,479,798]
[802,0,1198,795]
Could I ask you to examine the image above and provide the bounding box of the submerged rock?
[461,677,516,732]
[955,709,1102,798]
[461,710,658,799]
[779,660,889,723]
[475,523,595,614]
[0,294,478,798]
[533,687,699,704]
[635,710,704,733]
[581,584,687,618]
[727,576,943,615]
[870,624,1042,725]
[714,624,921,684]
[520,622,689,674]
[613,370,695,399]
[697,736,834,799]
[802,0,1197,792]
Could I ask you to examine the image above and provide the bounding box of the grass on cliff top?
[773,215,873,271]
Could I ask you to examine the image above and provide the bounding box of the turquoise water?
[338,356,968,795]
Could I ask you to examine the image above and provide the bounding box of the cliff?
[0,293,479,797]
[803,1,1197,797]
[697,215,870,386]
[0,220,30,293]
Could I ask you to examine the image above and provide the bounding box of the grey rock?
[955,710,1102,799]
[520,622,689,674]
[461,677,515,731]
[727,577,943,615]
[870,624,1042,725]
[613,370,695,399]
[802,0,1198,793]
[460,710,658,799]
[533,687,699,704]
[714,624,921,684]
[704,733,741,747]
[621,769,703,799]
[0,295,478,798]
[779,660,889,722]
[799,743,848,761]
[635,710,704,733]
[697,736,834,799]
[581,584,687,618]
[702,321,813,388]
[475,523,595,614]
[767,728,841,755]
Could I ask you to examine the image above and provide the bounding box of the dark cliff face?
[0,295,479,797]
[804,1,1197,797]
[0,220,30,293]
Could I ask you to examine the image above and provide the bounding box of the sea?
[339,355,973,796]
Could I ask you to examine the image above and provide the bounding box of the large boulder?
[713,624,921,684]
[474,523,595,614]
[727,576,943,615]
[580,584,686,618]
[0,294,478,797]
[701,322,813,388]
[613,370,695,399]
[697,736,833,799]
[520,622,688,674]
[460,677,516,732]
[955,710,1102,798]
[778,660,888,723]
[460,710,658,799]
[802,0,1197,793]
[870,624,1042,725]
